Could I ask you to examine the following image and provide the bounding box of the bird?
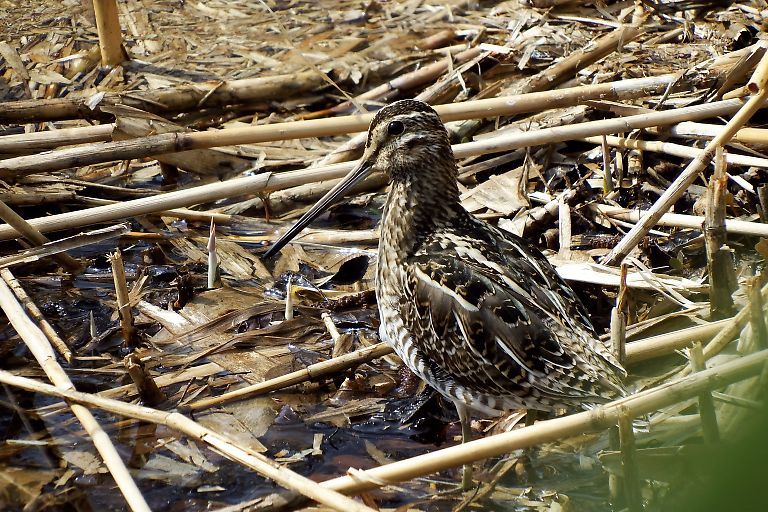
[264,99,627,487]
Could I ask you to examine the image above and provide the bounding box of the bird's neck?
[379,171,460,258]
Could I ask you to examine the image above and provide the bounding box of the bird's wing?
[404,242,617,402]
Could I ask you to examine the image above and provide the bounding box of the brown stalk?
[610,265,628,365]
[513,24,643,94]
[108,250,136,348]
[705,147,736,318]
[186,343,394,411]
[124,353,166,406]
[0,71,326,124]
[308,46,483,117]
[92,0,125,66]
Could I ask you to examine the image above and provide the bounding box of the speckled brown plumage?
[266,98,626,425]
[368,100,626,417]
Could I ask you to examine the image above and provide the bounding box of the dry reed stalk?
[715,39,768,98]
[0,271,150,512]
[0,71,326,124]
[672,279,768,380]
[0,162,352,241]
[705,148,736,318]
[603,51,768,265]
[747,276,768,350]
[618,412,642,512]
[663,121,768,146]
[0,224,128,269]
[1,95,761,243]
[558,197,572,258]
[186,343,394,411]
[610,265,628,365]
[689,343,720,444]
[310,47,483,117]
[451,98,763,160]
[601,135,614,194]
[758,185,768,222]
[80,196,236,224]
[0,200,81,272]
[0,269,72,362]
[92,0,124,65]
[0,370,378,512]
[319,349,768,495]
[108,250,136,347]
[0,124,114,153]
[123,353,166,406]
[593,204,768,238]
[514,24,643,94]
[0,73,693,177]
[584,135,768,169]
[0,191,77,205]
[624,318,731,363]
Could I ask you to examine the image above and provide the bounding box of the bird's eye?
[387,120,404,135]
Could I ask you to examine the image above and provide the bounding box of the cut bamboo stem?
[0,371,377,512]
[92,0,125,66]
[603,51,768,265]
[0,271,150,512]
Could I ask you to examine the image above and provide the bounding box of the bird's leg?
[453,400,474,490]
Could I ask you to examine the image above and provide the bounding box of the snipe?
[265,100,626,486]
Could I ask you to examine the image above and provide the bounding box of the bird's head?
[264,100,455,258]
[361,99,453,181]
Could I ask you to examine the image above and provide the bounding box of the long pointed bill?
[263,159,374,258]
